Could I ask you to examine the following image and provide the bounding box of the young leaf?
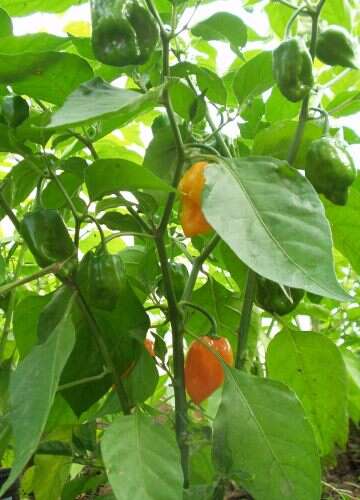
[101,413,183,500]
[191,12,247,51]
[233,51,274,105]
[213,369,321,500]
[0,291,76,497]
[203,158,349,301]
[267,330,348,457]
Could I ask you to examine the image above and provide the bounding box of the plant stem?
[0,190,21,233]
[155,236,189,487]
[74,286,131,415]
[58,369,110,391]
[287,0,327,165]
[180,301,217,337]
[0,260,66,296]
[235,269,257,369]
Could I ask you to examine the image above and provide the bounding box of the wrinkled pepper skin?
[2,95,29,127]
[316,26,359,69]
[273,38,314,102]
[305,137,356,205]
[91,0,159,67]
[179,161,212,237]
[21,209,77,277]
[185,336,233,405]
[255,276,304,316]
[77,250,127,310]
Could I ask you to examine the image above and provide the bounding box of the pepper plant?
[0,0,359,499]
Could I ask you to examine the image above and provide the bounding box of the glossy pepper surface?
[2,95,29,127]
[316,26,359,69]
[77,250,127,310]
[21,209,77,277]
[179,161,212,237]
[305,137,356,205]
[273,38,314,102]
[255,276,304,316]
[91,0,159,67]
[185,336,233,405]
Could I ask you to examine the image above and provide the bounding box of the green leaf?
[267,330,348,457]
[0,52,93,105]
[191,12,247,50]
[0,0,87,16]
[265,3,294,39]
[0,291,76,497]
[342,349,360,425]
[46,77,163,129]
[213,369,321,500]
[32,455,71,500]
[322,0,352,30]
[0,33,69,53]
[85,159,173,201]
[0,7,12,36]
[233,51,274,105]
[202,158,348,301]
[325,177,360,275]
[13,294,52,359]
[326,90,360,117]
[252,120,323,170]
[41,173,83,209]
[265,87,301,122]
[123,346,159,406]
[101,413,183,500]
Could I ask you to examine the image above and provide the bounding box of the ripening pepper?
[179,161,212,237]
[2,95,29,127]
[21,209,77,278]
[90,0,159,67]
[255,276,304,316]
[77,250,127,310]
[305,137,356,205]
[316,26,359,69]
[273,38,314,102]
[185,336,233,405]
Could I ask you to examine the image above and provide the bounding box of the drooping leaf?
[202,158,348,301]
[0,291,76,497]
[191,12,247,51]
[101,413,183,500]
[213,369,321,500]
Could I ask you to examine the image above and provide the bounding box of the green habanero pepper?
[273,38,314,103]
[305,137,356,206]
[316,26,359,69]
[77,250,127,310]
[21,209,77,278]
[2,95,29,127]
[255,276,304,316]
[157,262,189,301]
[91,0,159,67]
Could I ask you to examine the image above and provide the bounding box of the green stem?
[0,260,66,297]
[287,0,327,165]
[0,246,25,358]
[0,191,21,233]
[46,160,80,222]
[58,370,110,392]
[235,269,257,370]
[180,301,217,336]
[74,286,131,415]
[155,236,189,487]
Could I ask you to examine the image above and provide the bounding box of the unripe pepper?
[77,250,127,310]
[255,276,304,316]
[316,26,359,69]
[185,336,233,405]
[179,161,212,237]
[157,262,189,301]
[2,95,29,127]
[21,209,77,278]
[305,137,356,205]
[273,38,314,102]
[91,0,159,67]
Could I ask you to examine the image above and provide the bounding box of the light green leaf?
[203,158,348,301]
[267,330,348,457]
[322,0,352,30]
[0,292,76,497]
[191,12,247,50]
[342,349,360,424]
[46,78,164,129]
[233,51,274,105]
[101,413,183,500]
[0,0,87,16]
[213,369,321,500]
[85,159,173,201]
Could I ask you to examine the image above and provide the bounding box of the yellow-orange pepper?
[179,161,212,237]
